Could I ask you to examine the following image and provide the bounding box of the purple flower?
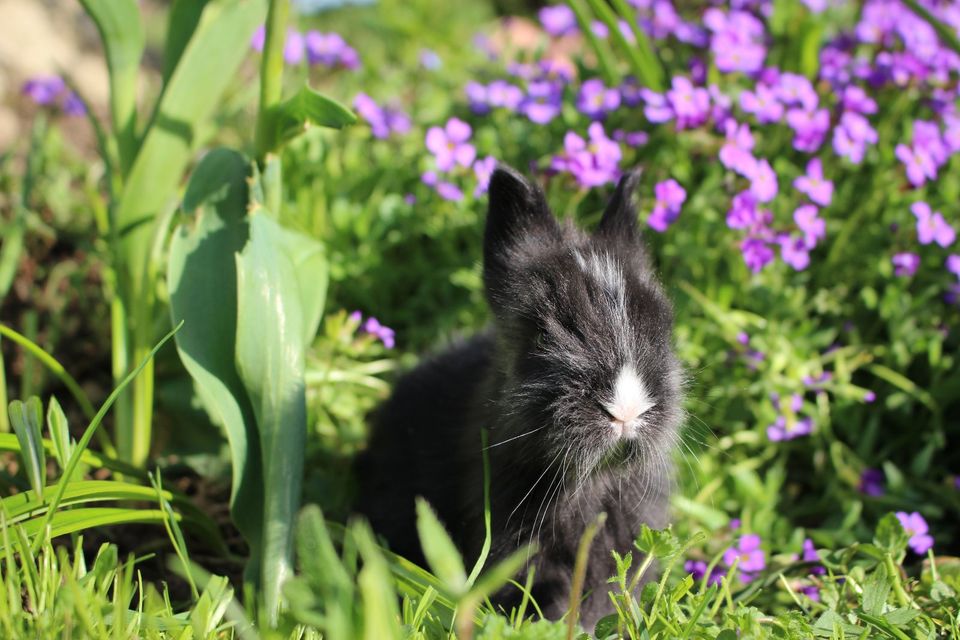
[892,252,920,277]
[576,79,621,120]
[706,9,767,73]
[723,534,766,582]
[487,80,524,110]
[612,129,649,147]
[685,560,724,585]
[419,48,442,70]
[619,77,644,107]
[896,143,937,187]
[859,468,885,496]
[22,76,65,105]
[283,29,305,65]
[465,82,491,114]
[833,111,878,164]
[779,234,811,270]
[767,415,814,440]
[786,108,830,152]
[726,191,771,232]
[551,122,622,188]
[912,202,956,247]
[767,393,814,440]
[741,238,775,273]
[794,159,833,207]
[799,584,821,602]
[520,81,563,124]
[895,512,934,554]
[474,156,497,197]
[946,254,960,278]
[666,76,710,129]
[352,312,396,348]
[426,118,476,171]
[305,31,359,69]
[740,84,783,124]
[539,5,578,36]
[435,181,464,202]
[62,92,86,116]
[794,205,825,248]
[775,73,818,111]
[353,93,410,139]
[802,538,825,575]
[648,179,686,232]
[361,316,396,349]
[747,158,778,203]
[719,120,757,177]
[641,88,674,123]
[842,85,878,115]
[251,25,266,51]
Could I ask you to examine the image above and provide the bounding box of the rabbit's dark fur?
[356,166,682,629]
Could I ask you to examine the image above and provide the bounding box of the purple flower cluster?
[551,122,622,188]
[896,511,934,555]
[703,8,766,73]
[349,311,395,348]
[21,76,85,116]
[252,26,359,69]
[766,393,814,442]
[353,93,411,139]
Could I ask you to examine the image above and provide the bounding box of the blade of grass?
[30,323,181,554]
[568,0,620,85]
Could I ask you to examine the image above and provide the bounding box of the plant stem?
[255,0,290,162]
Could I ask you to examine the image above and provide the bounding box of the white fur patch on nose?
[606,365,654,424]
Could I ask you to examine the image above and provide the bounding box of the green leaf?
[264,84,357,153]
[874,513,909,556]
[77,0,144,173]
[235,212,326,622]
[162,0,210,84]
[594,614,619,640]
[8,398,45,498]
[861,566,892,616]
[168,148,264,569]
[353,522,403,640]
[415,498,467,594]
[633,524,682,562]
[115,0,266,302]
[46,397,73,471]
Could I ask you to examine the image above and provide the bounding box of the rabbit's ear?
[483,165,559,268]
[596,170,642,240]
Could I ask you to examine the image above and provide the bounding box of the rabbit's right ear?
[483,165,559,278]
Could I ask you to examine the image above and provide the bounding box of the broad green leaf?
[168,148,263,563]
[116,0,266,302]
[8,398,45,498]
[77,0,144,173]
[235,212,325,621]
[46,396,73,470]
[162,0,210,84]
[264,85,357,152]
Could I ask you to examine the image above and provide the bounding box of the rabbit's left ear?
[596,170,642,240]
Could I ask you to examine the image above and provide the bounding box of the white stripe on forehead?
[572,248,631,356]
[605,364,655,424]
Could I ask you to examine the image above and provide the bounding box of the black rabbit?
[356,165,683,629]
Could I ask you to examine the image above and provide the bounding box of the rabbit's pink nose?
[605,365,655,433]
